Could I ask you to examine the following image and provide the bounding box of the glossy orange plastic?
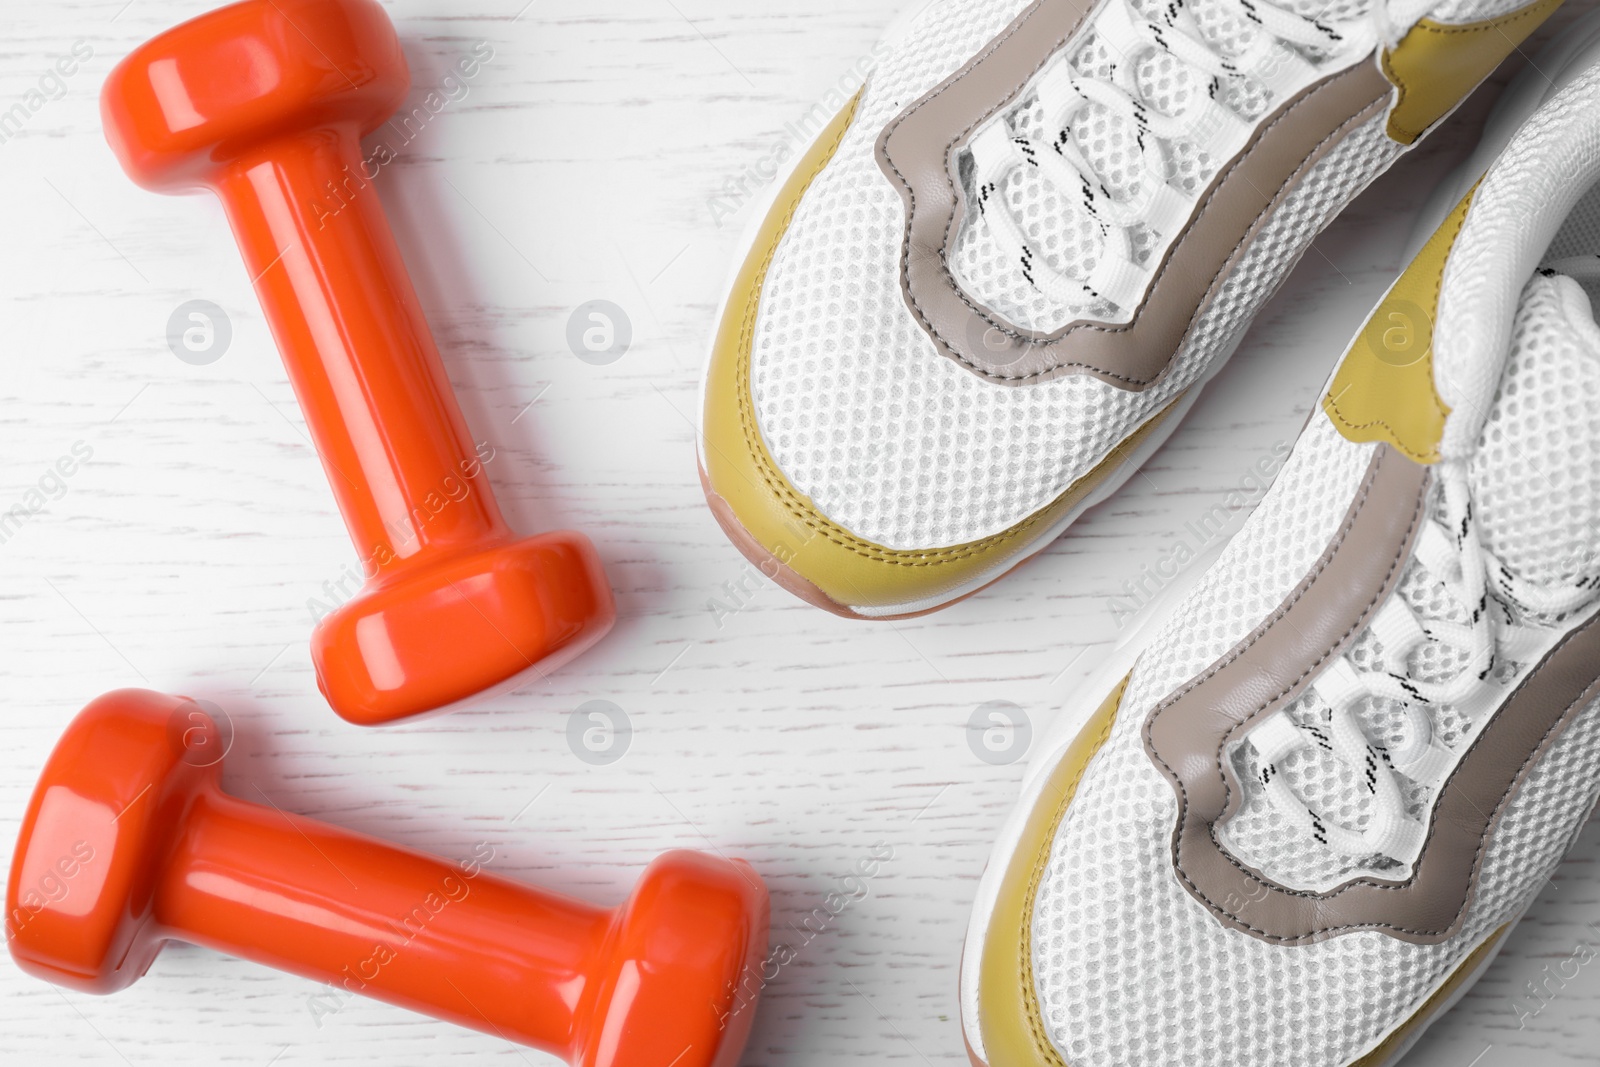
[99,0,616,726]
[7,691,770,1067]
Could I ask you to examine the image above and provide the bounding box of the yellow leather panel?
[972,679,1127,1067]
[1381,0,1563,145]
[700,94,1181,613]
[967,669,1511,1067]
[1323,188,1475,463]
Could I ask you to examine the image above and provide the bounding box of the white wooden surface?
[3,2,1599,1064]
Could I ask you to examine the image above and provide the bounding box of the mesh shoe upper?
[952,0,1374,332]
[1009,53,1600,1067]
[706,0,1564,623]
[1029,283,1600,1067]
[746,0,1406,551]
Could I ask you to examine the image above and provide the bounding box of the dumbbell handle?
[215,126,508,564]
[155,786,607,1056]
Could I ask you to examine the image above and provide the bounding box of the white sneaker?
[960,22,1600,1066]
[700,0,1565,619]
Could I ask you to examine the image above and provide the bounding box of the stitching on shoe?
[1188,614,1600,941]
[730,101,1163,568]
[880,24,1385,385]
[1141,448,1417,935]
[1322,189,1463,460]
[1142,446,1600,940]
[1382,1,1562,143]
[1017,681,1122,1067]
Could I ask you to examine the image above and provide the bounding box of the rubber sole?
[695,375,1207,621]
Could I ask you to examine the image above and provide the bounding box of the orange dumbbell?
[100,0,615,725]
[7,691,769,1066]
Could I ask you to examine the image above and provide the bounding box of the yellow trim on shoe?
[971,679,1128,1067]
[967,673,1515,1067]
[1323,186,1476,463]
[700,94,1182,618]
[1381,0,1564,145]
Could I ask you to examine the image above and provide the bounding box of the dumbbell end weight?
[8,691,770,1067]
[314,529,617,726]
[580,850,770,1067]
[100,0,619,724]
[7,690,216,994]
[99,0,410,195]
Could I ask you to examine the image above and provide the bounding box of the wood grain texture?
[1,1,1597,1064]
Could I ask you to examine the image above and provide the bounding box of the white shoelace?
[1247,464,1598,864]
[969,0,1372,311]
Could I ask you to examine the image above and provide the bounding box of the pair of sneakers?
[702,0,1600,1064]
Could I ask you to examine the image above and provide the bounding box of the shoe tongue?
[1471,273,1600,587]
